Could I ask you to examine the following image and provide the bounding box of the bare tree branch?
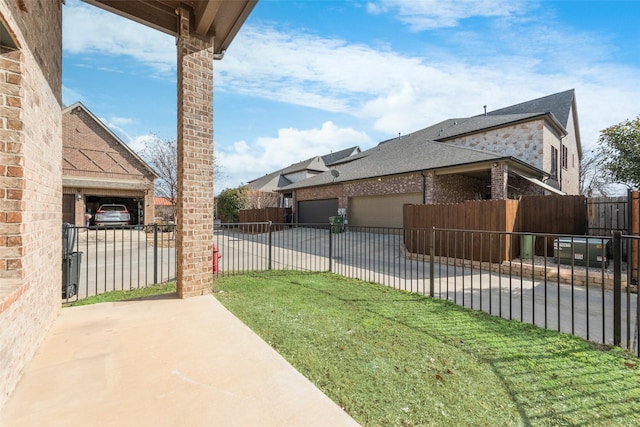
[139,135,224,209]
[580,149,613,196]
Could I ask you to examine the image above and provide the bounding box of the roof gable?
[281,136,512,190]
[486,89,575,128]
[62,102,158,179]
[246,146,361,191]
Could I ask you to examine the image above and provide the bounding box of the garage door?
[350,193,422,228]
[297,199,338,224]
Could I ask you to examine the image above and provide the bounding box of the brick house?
[0,0,255,412]
[62,102,157,227]
[246,146,360,209]
[280,90,581,227]
[154,196,175,221]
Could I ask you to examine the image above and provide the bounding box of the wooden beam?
[194,0,221,37]
[83,0,179,36]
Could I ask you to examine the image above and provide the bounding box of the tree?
[579,149,613,196]
[244,189,279,209]
[216,186,247,222]
[140,135,224,216]
[142,137,178,205]
[597,116,640,190]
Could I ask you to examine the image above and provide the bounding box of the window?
[551,146,558,178]
[561,145,568,169]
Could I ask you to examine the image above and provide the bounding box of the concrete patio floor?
[1,294,360,427]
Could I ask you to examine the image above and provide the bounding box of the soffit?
[82,0,257,55]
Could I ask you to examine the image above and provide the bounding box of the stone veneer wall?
[446,121,545,170]
[0,0,63,411]
[559,105,580,194]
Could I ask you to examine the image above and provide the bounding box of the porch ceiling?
[82,0,257,55]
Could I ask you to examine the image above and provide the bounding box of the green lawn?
[63,282,176,307]
[214,270,640,427]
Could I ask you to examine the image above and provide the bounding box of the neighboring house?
[246,146,361,207]
[278,90,581,227]
[154,196,175,221]
[62,102,157,227]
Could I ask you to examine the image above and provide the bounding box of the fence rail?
[214,222,639,356]
[62,224,176,302]
[62,221,639,356]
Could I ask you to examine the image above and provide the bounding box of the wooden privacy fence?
[404,195,587,262]
[587,195,628,234]
[404,199,518,263]
[238,208,286,232]
[516,195,587,256]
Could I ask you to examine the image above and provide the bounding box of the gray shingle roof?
[430,90,575,141]
[246,170,292,192]
[486,89,575,128]
[434,113,548,140]
[246,146,360,191]
[281,136,507,190]
[322,146,360,165]
[274,89,576,191]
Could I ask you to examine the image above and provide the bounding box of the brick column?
[0,49,24,281]
[491,163,508,200]
[176,8,214,298]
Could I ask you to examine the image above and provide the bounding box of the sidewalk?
[1,294,359,427]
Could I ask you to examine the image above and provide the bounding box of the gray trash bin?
[62,223,81,299]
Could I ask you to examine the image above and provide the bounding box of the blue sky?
[62,0,640,194]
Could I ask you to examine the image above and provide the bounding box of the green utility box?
[521,234,535,259]
[329,216,343,233]
[554,237,610,268]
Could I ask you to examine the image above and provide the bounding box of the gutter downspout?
[559,136,564,192]
[421,171,427,204]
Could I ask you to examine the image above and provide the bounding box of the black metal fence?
[62,224,176,302]
[62,221,639,355]
[214,223,639,356]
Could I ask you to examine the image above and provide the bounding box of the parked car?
[94,204,131,227]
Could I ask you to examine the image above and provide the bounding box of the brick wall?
[175,8,214,298]
[62,107,156,226]
[292,171,496,215]
[0,0,63,411]
[433,174,487,202]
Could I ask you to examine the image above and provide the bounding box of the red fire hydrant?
[213,244,223,273]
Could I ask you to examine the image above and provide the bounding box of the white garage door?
[350,193,422,228]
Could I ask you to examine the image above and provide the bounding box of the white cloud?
[62,0,640,193]
[367,0,531,30]
[216,121,371,191]
[62,0,176,76]
[218,20,640,151]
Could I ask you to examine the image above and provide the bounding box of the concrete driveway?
[1,294,359,427]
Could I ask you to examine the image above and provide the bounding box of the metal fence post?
[613,231,622,346]
[153,223,158,285]
[328,223,333,273]
[268,221,273,270]
[429,226,435,297]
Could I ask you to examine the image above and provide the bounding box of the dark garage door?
[297,199,338,224]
